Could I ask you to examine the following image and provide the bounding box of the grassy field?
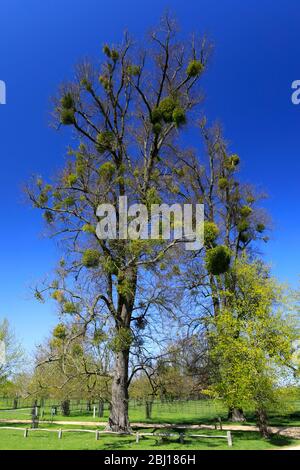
[1,398,300,449]
[0,423,297,450]
[1,399,300,427]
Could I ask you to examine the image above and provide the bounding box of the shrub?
[127,65,140,76]
[52,290,65,303]
[76,154,86,177]
[82,224,96,234]
[63,302,79,314]
[93,330,107,345]
[98,161,116,179]
[53,323,67,340]
[186,60,204,77]
[111,49,119,61]
[172,107,186,126]
[38,192,48,205]
[60,93,74,109]
[96,131,116,154]
[204,221,220,247]
[239,232,251,244]
[99,75,110,90]
[226,154,240,169]
[72,343,83,356]
[43,210,54,224]
[103,44,111,57]
[256,223,266,233]
[63,196,76,207]
[151,107,163,124]
[206,245,231,275]
[66,173,77,186]
[246,195,255,204]
[152,122,162,135]
[237,220,250,232]
[80,78,92,91]
[109,327,133,352]
[158,97,177,123]
[218,177,229,190]
[240,205,253,218]
[82,249,101,268]
[60,108,76,125]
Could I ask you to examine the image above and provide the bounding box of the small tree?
[180,123,270,419]
[206,257,298,436]
[31,322,112,406]
[0,319,24,384]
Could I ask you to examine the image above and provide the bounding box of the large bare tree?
[27,16,211,432]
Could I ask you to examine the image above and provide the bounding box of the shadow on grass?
[0,422,26,428]
[267,434,294,447]
[233,431,294,448]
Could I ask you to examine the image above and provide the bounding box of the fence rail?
[0,426,233,446]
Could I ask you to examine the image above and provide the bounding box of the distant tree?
[130,335,208,403]
[0,380,17,397]
[164,335,210,396]
[0,319,23,384]
[31,323,112,405]
[291,287,300,375]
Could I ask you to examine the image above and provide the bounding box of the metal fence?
[0,397,300,423]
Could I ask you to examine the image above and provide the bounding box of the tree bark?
[61,399,70,416]
[98,400,104,418]
[228,407,246,422]
[256,408,270,438]
[146,400,153,419]
[107,348,131,433]
[106,266,136,433]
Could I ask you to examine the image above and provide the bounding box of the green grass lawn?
[0,423,297,450]
[0,399,228,424]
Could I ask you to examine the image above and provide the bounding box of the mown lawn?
[1,399,300,429]
[0,400,227,424]
[0,423,297,450]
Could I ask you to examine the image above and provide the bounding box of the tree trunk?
[145,400,153,419]
[256,408,270,438]
[106,266,136,433]
[98,400,104,417]
[61,399,70,416]
[107,348,131,433]
[228,407,246,422]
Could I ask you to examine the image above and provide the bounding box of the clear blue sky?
[0,0,300,353]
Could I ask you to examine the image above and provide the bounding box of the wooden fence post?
[227,431,232,447]
[93,405,96,419]
[179,433,184,444]
[58,429,62,439]
[24,428,28,438]
[95,430,99,441]
[136,432,140,443]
